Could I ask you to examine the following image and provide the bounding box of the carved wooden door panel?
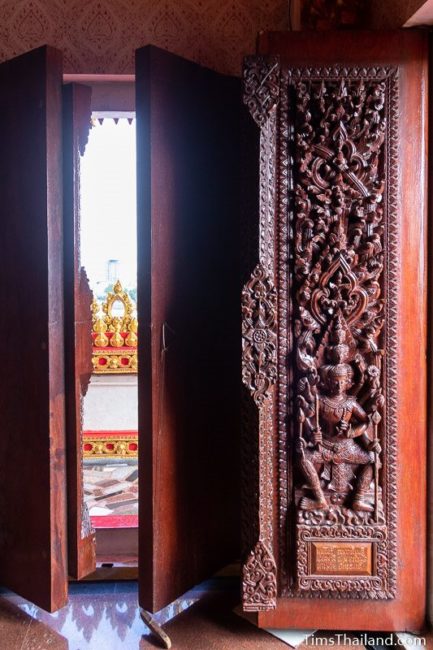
[63,83,96,580]
[242,31,427,631]
[0,46,68,611]
[136,45,241,613]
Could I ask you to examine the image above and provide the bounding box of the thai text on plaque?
[311,542,373,576]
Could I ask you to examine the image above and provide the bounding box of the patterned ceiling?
[0,0,289,76]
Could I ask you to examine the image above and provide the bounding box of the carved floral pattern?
[242,264,277,407]
[242,539,277,611]
[285,67,398,599]
[242,61,399,608]
[0,0,288,75]
[241,57,280,611]
[243,56,280,127]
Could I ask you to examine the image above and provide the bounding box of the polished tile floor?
[0,578,287,649]
[0,578,430,650]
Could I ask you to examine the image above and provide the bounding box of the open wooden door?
[0,46,68,612]
[63,83,96,580]
[136,45,242,613]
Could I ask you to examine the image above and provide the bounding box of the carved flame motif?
[242,264,277,406]
[242,540,277,611]
[292,75,392,597]
[310,253,369,326]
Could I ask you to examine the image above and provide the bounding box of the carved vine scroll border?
[241,55,280,611]
[276,66,399,599]
[384,65,399,598]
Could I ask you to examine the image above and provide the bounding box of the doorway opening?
[79,113,138,564]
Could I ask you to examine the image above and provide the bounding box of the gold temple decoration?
[92,280,138,374]
[83,431,138,458]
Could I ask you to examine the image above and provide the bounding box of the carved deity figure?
[297,323,381,513]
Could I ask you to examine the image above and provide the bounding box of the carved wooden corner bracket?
[243,56,280,127]
[242,539,277,612]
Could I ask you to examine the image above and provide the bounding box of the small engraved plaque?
[311,542,373,576]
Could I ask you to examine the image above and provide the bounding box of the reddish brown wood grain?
[0,46,68,612]
[254,30,427,632]
[427,35,433,629]
[63,82,96,580]
[136,45,242,613]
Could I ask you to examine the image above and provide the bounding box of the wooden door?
[0,46,68,612]
[63,83,96,580]
[136,45,242,613]
[241,30,427,631]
